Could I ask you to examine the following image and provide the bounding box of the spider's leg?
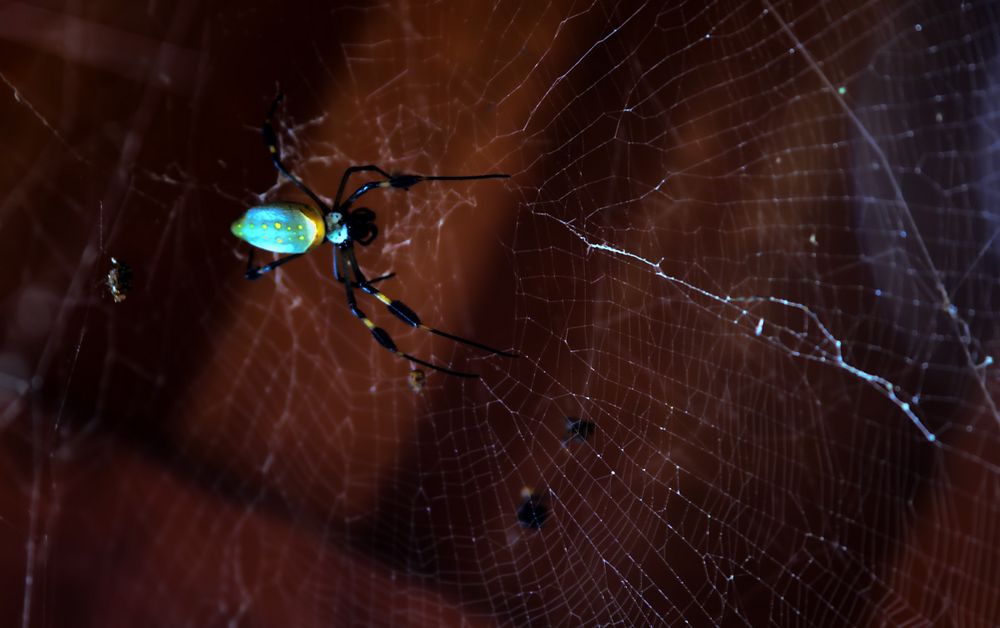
[331,245,394,286]
[345,247,518,358]
[354,272,395,287]
[339,172,510,211]
[338,272,397,287]
[245,247,304,280]
[262,92,332,212]
[395,173,511,189]
[336,249,479,378]
[333,165,394,208]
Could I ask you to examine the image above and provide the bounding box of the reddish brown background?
[1,1,999,626]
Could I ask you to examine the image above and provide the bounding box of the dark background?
[1,0,999,625]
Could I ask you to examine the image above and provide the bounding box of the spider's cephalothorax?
[324,210,349,246]
[230,92,516,378]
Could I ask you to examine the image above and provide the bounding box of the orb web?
[1,1,999,626]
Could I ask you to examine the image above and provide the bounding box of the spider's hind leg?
[244,247,304,280]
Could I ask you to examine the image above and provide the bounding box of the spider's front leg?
[334,165,510,210]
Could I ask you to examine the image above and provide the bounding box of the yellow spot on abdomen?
[274,222,282,229]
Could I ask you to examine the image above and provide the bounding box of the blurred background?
[2,0,1000,625]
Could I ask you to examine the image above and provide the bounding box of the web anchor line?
[761,0,995,436]
[553,217,939,442]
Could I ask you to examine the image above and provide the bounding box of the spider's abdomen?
[231,203,325,254]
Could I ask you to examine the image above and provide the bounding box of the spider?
[230,93,516,378]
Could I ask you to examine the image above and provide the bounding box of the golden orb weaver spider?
[230,93,516,378]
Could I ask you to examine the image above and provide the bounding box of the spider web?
[2,0,1000,625]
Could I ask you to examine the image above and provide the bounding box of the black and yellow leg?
[345,247,518,358]
[245,247,304,280]
[331,244,394,286]
[356,272,395,286]
[244,246,389,283]
[337,171,511,212]
[333,165,394,208]
[262,92,333,212]
[336,251,478,378]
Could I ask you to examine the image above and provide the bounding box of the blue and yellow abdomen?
[231,203,325,254]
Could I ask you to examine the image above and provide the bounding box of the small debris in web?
[105,257,133,303]
[563,416,595,445]
[516,487,549,530]
[407,369,426,393]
